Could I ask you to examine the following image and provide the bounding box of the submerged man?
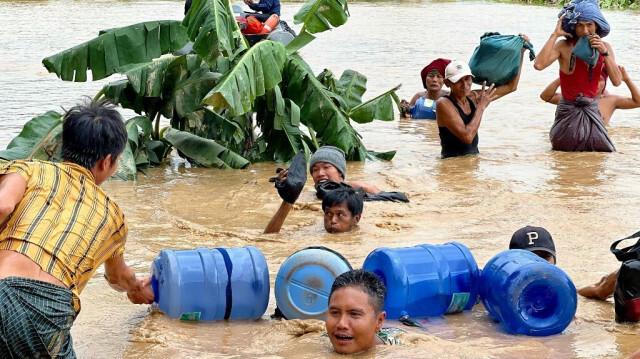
[309,146,380,195]
[400,58,451,120]
[0,99,154,357]
[326,269,402,354]
[540,65,640,126]
[263,152,364,234]
[509,226,557,265]
[436,38,527,158]
[534,0,621,151]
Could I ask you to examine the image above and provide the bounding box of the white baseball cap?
[445,60,474,83]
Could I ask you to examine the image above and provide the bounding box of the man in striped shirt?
[0,99,154,358]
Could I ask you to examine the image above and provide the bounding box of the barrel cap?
[275,247,352,320]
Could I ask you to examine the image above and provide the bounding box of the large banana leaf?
[348,84,402,123]
[102,55,210,119]
[294,0,349,33]
[257,88,313,162]
[173,67,223,118]
[111,116,156,181]
[183,108,247,155]
[282,56,367,160]
[182,0,248,65]
[0,111,63,161]
[42,21,188,82]
[336,69,367,111]
[162,128,249,169]
[202,40,287,116]
[287,0,349,53]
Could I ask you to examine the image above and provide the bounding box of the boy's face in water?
[324,201,360,233]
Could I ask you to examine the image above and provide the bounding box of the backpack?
[610,231,640,322]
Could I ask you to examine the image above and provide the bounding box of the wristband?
[602,50,610,57]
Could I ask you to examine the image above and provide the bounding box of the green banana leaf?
[0,111,63,161]
[316,69,337,92]
[173,67,223,118]
[183,109,246,154]
[202,40,287,116]
[282,56,367,160]
[102,55,209,119]
[182,0,248,65]
[113,116,155,181]
[42,21,188,82]
[293,0,349,33]
[117,56,178,97]
[336,69,367,111]
[257,88,313,162]
[349,84,402,123]
[162,128,249,169]
[287,0,349,53]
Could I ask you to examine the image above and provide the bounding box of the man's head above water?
[326,269,387,354]
[509,226,557,265]
[321,187,363,233]
[309,146,347,184]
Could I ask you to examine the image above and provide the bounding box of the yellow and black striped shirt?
[0,160,127,312]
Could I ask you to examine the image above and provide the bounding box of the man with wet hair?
[322,186,364,234]
[264,180,364,234]
[326,269,402,354]
[0,99,154,358]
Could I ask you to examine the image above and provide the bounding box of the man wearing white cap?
[435,34,529,158]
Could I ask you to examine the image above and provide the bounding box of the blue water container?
[480,250,577,336]
[362,242,480,319]
[151,246,269,321]
[275,246,352,320]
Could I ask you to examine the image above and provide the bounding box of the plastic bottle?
[275,246,352,320]
[151,246,269,321]
[362,242,480,319]
[480,249,577,336]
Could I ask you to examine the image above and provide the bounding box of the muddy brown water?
[1,0,640,357]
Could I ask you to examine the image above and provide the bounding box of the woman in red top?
[534,0,621,152]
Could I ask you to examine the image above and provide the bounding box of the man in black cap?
[509,226,557,265]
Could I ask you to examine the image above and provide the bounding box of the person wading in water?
[436,36,528,159]
[533,0,622,151]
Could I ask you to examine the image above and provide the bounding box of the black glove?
[364,191,410,203]
[314,180,353,200]
[269,152,307,204]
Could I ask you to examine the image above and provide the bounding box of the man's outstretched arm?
[104,254,155,304]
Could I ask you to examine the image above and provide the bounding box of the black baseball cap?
[509,226,556,262]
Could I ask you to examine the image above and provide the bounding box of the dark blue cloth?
[248,0,280,16]
[559,0,610,38]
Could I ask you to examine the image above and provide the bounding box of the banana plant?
[4,0,402,180]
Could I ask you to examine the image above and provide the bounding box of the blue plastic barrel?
[150,246,269,321]
[362,242,480,319]
[480,249,577,336]
[275,246,352,320]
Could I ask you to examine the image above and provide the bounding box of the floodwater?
[1,0,640,357]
